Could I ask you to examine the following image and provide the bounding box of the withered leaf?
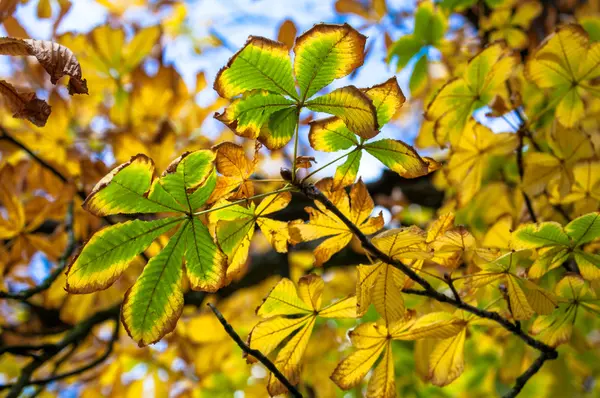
[0,37,88,95]
[0,0,18,22]
[0,80,51,126]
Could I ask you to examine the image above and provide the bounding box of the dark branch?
[207,303,303,398]
[516,127,538,223]
[503,351,557,398]
[0,305,120,398]
[444,273,462,304]
[0,203,76,300]
[0,127,86,201]
[295,180,558,359]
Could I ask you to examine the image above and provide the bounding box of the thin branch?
[516,127,538,223]
[0,127,86,201]
[0,203,76,300]
[291,107,302,183]
[207,303,303,398]
[503,351,556,398]
[295,180,558,358]
[0,305,120,397]
[444,273,462,304]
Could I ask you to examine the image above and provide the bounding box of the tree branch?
[503,351,556,398]
[516,127,538,223]
[0,305,120,398]
[0,202,76,300]
[0,127,87,201]
[207,303,303,398]
[294,180,558,360]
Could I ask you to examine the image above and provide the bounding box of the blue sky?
[5,0,436,182]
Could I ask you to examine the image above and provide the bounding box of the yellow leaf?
[428,327,467,386]
[447,119,517,206]
[209,142,255,202]
[290,179,383,265]
[330,323,388,389]
[366,343,396,398]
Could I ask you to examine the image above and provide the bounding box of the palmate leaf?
[213,23,380,151]
[308,78,433,188]
[247,275,356,396]
[531,275,600,347]
[425,43,517,145]
[356,226,430,323]
[468,251,558,320]
[526,24,600,127]
[290,179,384,266]
[67,151,226,346]
[522,127,594,198]
[446,119,517,206]
[510,212,600,280]
[388,1,447,69]
[209,191,294,280]
[331,312,470,394]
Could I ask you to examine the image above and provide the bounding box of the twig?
[444,273,462,303]
[295,180,557,359]
[0,127,86,201]
[0,305,120,397]
[0,203,76,300]
[516,128,538,223]
[207,303,303,398]
[503,351,556,398]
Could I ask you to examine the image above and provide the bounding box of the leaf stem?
[303,149,355,181]
[207,303,303,398]
[291,107,301,183]
[192,186,294,216]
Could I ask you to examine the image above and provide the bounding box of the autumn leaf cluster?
[1,1,600,398]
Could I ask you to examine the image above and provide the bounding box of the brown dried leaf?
[0,80,51,126]
[0,37,88,95]
[277,19,297,50]
[0,0,18,22]
[2,16,29,38]
[295,156,316,169]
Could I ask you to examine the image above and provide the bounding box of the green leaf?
[294,23,366,100]
[306,86,378,139]
[66,217,182,293]
[215,90,295,139]
[511,222,571,249]
[213,204,256,256]
[333,150,362,190]
[259,107,298,150]
[309,117,358,152]
[122,222,188,347]
[159,150,216,212]
[387,35,421,71]
[83,154,185,216]
[564,212,600,246]
[188,169,217,210]
[574,250,600,281]
[362,77,406,126]
[410,54,428,97]
[214,36,298,100]
[364,139,429,178]
[414,1,447,46]
[184,217,227,292]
